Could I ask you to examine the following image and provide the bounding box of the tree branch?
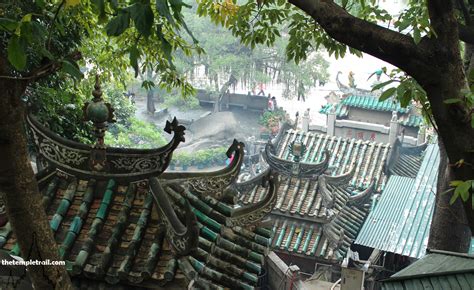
[0,51,81,81]
[287,0,438,80]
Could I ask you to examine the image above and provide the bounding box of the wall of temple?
[348,108,392,126]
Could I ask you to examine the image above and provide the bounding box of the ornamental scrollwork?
[187,173,238,199]
[229,171,279,227]
[39,137,89,166]
[110,154,165,173]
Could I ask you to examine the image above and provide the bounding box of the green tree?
[176,3,329,98]
[0,0,201,288]
[197,0,474,252]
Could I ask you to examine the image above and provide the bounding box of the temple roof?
[0,89,277,289]
[271,129,389,191]
[382,250,474,290]
[237,128,389,261]
[398,114,423,127]
[341,95,410,113]
[387,140,427,178]
[319,95,424,128]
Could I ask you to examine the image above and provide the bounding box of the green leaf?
[449,190,460,205]
[21,14,32,23]
[396,82,407,99]
[91,0,106,18]
[455,181,471,202]
[413,27,421,44]
[0,18,18,32]
[379,87,396,101]
[105,12,130,36]
[450,180,464,187]
[40,47,54,59]
[61,60,83,79]
[372,80,394,91]
[400,89,412,107]
[396,19,411,31]
[444,98,462,104]
[129,46,140,77]
[30,21,47,41]
[156,25,173,67]
[156,0,175,26]
[129,3,154,37]
[169,0,192,9]
[471,113,474,128]
[7,36,26,70]
[65,0,81,7]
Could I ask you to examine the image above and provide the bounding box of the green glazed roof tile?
[341,94,410,113]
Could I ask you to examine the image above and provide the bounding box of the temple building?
[317,91,425,146]
[238,123,390,276]
[0,77,278,290]
[237,120,438,286]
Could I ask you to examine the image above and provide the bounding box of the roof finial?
[83,74,115,171]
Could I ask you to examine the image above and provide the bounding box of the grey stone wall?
[348,108,392,126]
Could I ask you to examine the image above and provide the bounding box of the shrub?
[105,118,166,148]
[163,92,200,111]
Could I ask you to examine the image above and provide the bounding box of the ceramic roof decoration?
[382,250,474,290]
[238,126,390,261]
[319,104,349,117]
[355,143,440,259]
[0,79,277,289]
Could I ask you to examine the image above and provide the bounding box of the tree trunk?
[427,138,471,251]
[421,60,474,252]
[146,89,156,115]
[0,81,73,289]
[214,74,237,113]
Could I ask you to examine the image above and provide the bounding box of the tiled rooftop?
[398,114,424,127]
[341,95,410,113]
[238,128,390,260]
[275,130,390,192]
[1,165,276,289]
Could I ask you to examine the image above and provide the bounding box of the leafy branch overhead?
[1,0,202,96]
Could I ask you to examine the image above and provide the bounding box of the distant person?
[267,96,274,111]
[257,83,265,96]
[297,82,306,102]
[271,96,277,110]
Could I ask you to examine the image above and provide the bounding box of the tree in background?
[175,2,329,99]
[198,0,474,252]
[0,0,201,288]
